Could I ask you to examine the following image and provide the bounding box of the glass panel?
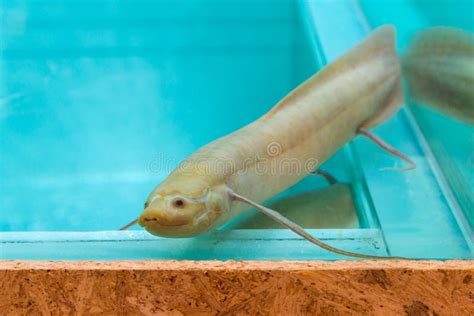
[360,0,473,247]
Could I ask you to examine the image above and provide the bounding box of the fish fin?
[310,169,338,185]
[358,127,416,172]
[119,219,138,231]
[264,25,402,120]
[229,190,407,259]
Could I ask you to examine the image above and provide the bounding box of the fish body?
[403,26,474,124]
[139,25,403,238]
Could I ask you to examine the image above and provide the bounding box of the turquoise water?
[0,0,472,260]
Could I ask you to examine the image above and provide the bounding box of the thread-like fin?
[119,219,138,231]
[264,25,404,121]
[229,191,407,259]
[358,127,416,172]
[310,169,338,185]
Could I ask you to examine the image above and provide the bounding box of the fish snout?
[138,208,192,228]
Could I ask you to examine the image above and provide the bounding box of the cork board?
[0,260,473,315]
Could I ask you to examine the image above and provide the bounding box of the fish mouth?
[139,210,215,237]
[139,216,189,228]
[142,220,205,238]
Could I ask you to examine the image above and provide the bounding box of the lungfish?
[122,25,411,259]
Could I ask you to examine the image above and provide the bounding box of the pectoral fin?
[229,191,407,259]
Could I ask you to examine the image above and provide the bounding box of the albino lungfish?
[121,25,413,259]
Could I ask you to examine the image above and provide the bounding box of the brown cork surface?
[1,260,473,315]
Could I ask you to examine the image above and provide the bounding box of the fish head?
[138,178,231,237]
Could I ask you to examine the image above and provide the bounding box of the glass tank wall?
[360,0,474,236]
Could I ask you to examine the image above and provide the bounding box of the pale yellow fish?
[403,26,474,124]
[122,25,406,259]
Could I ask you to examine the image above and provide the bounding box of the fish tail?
[402,27,474,124]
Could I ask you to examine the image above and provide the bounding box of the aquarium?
[0,0,472,260]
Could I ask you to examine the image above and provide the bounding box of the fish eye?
[172,198,185,208]
[144,201,149,209]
